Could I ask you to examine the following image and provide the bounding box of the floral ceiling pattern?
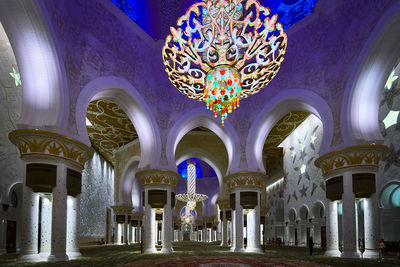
[86,99,138,164]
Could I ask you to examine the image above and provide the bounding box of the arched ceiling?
[86,99,138,165]
[110,0,318,40]
[263,111,310,175]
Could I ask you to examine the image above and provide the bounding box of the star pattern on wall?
[9,67,21,86]
[299,184,308,198]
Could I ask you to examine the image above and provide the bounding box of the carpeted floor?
[0,241,399,266]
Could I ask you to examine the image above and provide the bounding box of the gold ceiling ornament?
[314,144,388,177]
[224,171,267,191]
[86,99,138,164]
[162,0,287,125]
[8,129,92,169]
[136,169,181,187]
[264,111,310,149]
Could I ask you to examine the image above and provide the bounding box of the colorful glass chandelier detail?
[162,0,287,125]
[176,160,208,204]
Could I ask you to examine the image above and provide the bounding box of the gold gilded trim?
[9,129,92,169]
[315,144,388,177]
[136,169,181,187]
[224,172,267,191]
[111,205,134,214]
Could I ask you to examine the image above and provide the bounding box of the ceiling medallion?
[162,0,287,125]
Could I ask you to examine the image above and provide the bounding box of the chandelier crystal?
[162,0,287,125]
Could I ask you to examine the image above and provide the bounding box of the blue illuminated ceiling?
[110,0,318,40]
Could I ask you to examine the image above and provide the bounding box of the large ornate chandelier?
[162,0,287,125]
[176,160,208,204]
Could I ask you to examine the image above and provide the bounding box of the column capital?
[136,169,181,188]
[216,198,230,209]
[9,129,92,170]
[130,212,143,220]
[315,144,388,178]
[223,172,267,192]
[111,205,134,215]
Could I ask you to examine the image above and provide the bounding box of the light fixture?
[176,159,208,203]
[163,0,287,125]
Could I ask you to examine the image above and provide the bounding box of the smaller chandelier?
[162,0,287,125]
[176,160,208,203]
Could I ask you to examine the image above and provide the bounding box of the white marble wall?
[80,152,114,242]
[267,115,326,244]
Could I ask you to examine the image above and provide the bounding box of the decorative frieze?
[314,145,388,177]
[136,169,181,187]
[9,129,92,169]
[224,172,267,192]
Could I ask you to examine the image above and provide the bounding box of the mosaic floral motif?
[80,152,114,238]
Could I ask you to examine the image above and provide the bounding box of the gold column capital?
[9,129,92,169]
[314,144,388,178]
[223,172,267,192]
[136,169,181,187]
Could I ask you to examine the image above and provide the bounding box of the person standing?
[379,238,385,262]
[309,236,314,256]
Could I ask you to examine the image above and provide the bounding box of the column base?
[363,250,379,258]
[245,246,263,253]
[47,253,69,261]
[233,247,245,252]
[67,251,82,259]
[143,247,157,254]
[39,252,50,259]
[341,251,361,258]
[19,253,42,262]
[161,247,173,253]
[324,249,341,257]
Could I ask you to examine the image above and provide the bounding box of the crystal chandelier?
[162,0,287,125]
[176,160,208,203]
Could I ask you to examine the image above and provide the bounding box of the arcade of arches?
[0,0,400,265]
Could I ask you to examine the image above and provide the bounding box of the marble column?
[124,215,128,245]
[39,196,52,258]
[221,210,228,246]
[161,188,173,253]
[19,177,40,261]
[234,191,244,252]
[230,210,236,251]
[325,200,340,256]
[363,194,379,258]
[0,218,6,255]
[66,195,81,259]
[143,189,156,253]
[114,221,120,244]
[341,172,360,258]
[48,164,69,261]
[246,192,261,252]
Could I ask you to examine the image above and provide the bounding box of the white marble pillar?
[0,218,6,255]
[246,193,262,252]
[143,190,156,253]
[66,195,81,259]
[124,215,128,245]
[128,225,132,244]
[363,194,379,258]
[234,191,244,252]
[39,196,52,258]
[136,226,140,243]
[161,189,173,253]
[222,210,228,246]
[230,210,236,251]
[313,223,321,248]
[325,200,340,256]
[341,173,360,258]
[114,221,120,244]
[19,180,40,260]
[48,164,69,261]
